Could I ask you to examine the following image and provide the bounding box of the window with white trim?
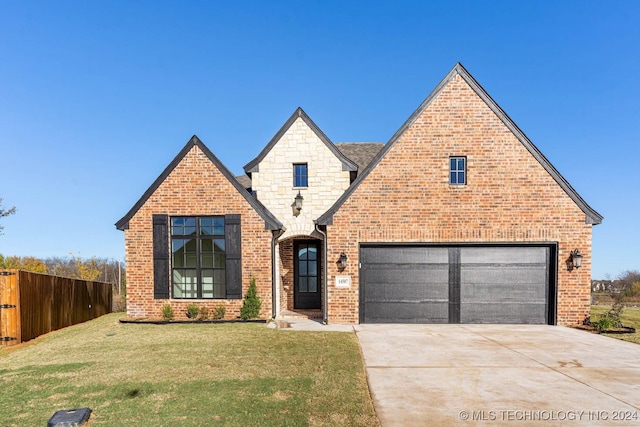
[449,157,466,185]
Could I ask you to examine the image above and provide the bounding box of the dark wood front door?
[294,241,321,309]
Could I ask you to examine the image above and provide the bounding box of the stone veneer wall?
[251,117,352,239]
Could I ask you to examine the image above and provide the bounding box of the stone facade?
[249,116,352,240]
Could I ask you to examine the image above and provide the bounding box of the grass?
[590,305,640,344]
[0,313,378,426]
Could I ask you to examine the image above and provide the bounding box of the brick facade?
[122,143,274,320]
[118,64,600,326]
[323,73,593,325]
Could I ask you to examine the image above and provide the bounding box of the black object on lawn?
[47,407,92,427]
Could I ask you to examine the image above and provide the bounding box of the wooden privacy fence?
[0,269,112,346]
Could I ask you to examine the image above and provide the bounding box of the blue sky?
[0,1,638,279]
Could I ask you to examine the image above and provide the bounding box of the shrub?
[213,304,226,320]
[186,304,199,319]
[240,277,262,320]
[199,306,210,320]
[593,296,624,332]
[161,303,174,321]
[593,316,616,333]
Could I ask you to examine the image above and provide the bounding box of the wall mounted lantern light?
[570,249,583,270]
[292,191,304,216]
[338,252,348,270]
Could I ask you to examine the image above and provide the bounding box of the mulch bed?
[119,318,267,325]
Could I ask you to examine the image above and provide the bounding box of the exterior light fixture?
[292,191,304,216]
[338,252,348,270]
[570,249,583,270]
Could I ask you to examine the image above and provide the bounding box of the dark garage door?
[360,245,553,324]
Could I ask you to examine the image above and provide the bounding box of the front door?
[294,241,321,309]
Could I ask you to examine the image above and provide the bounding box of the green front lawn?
[0,313,378,426]
[591,305,640,344]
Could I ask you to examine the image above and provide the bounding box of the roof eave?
[115,135,283,232]
[243,107,357,175]
[316,63,603,226]
[453,63,603,226]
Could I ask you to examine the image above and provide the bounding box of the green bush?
[199,306,210,320]
[240,277,262,320]
[593,316,616,333]
[161,303,174,321]
[186,304,199,319]
[213,304,226,320]
[593,298,624,332]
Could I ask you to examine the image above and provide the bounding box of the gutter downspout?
[271,228,285,319]
[314,222,328,324]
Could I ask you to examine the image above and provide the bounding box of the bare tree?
[0,197,16,235]
[616,270,640,296]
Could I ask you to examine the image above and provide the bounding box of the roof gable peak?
[243,107,357,174]
[317,62,602,225]
[115,135,282,231]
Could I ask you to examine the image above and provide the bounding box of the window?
[294,163,308,187]
[449,157,466,185]
[171,216,226,299]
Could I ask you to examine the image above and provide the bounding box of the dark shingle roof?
[236,174,252,189]
[335,143,385,171]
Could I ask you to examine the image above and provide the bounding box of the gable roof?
[335,142,385,171]
[115,135,283,231]
[243,107,358,175]
[236,174,252,189]
[236,142,385,190]
[317,62,603,226]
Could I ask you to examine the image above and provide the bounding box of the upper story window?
[294,163,308,187]
[449,157,466,185]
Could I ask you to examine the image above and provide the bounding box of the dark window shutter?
[152,214,170,299]
[225,214,242,299]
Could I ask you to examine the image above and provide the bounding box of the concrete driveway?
[355,324,640,426]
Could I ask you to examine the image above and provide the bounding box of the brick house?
[116,63,602,325]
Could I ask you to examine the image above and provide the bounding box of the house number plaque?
[335,276,351,288]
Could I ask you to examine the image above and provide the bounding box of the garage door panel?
[363,247,448,264]
[364,282,449,301]
[361,247,450,323]
[460,246,548,324]
[461,283,546,302]
[363,266,449,286]
[363,301,449,323]
[461,267,548,286]
[461,247,547,264]
[461,302,546,324]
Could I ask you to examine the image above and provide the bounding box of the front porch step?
[277,309,322,319]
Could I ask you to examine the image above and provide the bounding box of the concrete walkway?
[354,324,640,426]
[268,317,356,332]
